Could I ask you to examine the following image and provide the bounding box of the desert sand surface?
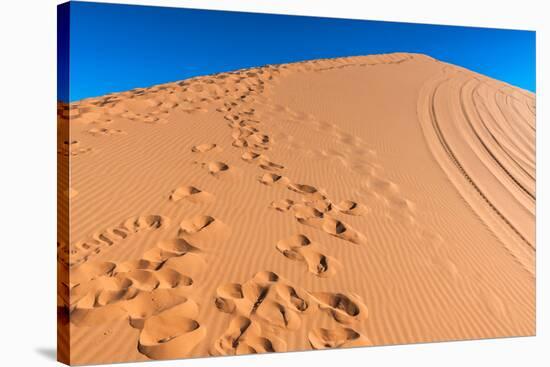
[57,53,535,365]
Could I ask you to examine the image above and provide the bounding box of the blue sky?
[59,1,536,102]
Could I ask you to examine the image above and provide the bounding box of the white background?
[0,0,547,365]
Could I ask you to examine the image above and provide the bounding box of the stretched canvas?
[57,1,536,365]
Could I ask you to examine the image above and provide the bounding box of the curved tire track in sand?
[417,68,535,274]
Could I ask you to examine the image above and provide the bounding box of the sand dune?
[58,52,535,365]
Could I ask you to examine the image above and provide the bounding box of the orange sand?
[57,53,535,365]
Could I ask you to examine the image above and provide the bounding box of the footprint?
[335,200,367,216]
[155,238,200,255]
[363,177,415,222]
[255,299,301,330]
[70,261,117,287]
[125,215,167,232]
[123,267,193,292]
[87,127,126,136]
[72,275,136,313]
[70,268,194,327]
[177,215,229,247]
[288,183,327,201]
[309,292,368,324]
[365,177,400,195]
[170,185,213,203]
[235,334,286,354]
[123,288,186,328]
[304,198,333,214]
[276,234,339,277]
[258,158,285,172]
[249,142,270,151]
[321,217,366,245]
[201,161,230,176]
[191,143,219,153]
[252,270,281,284]
[250,133,271,145]
[59,140,93,156]
[210,316,255,355]
[232,138,248,148]
[211,273,295,356]
[241,151,284,171]
[276,234,310,253]
[214,283,244,313]
[272,283,310,312]
[233,127,253,138]
[241,151,263,162]
[69,235,201,329]
[308,326,370,349]
[212,270,369,355]
[384,196,416,223]
[121,111,167,124]
[214,271,308,329]
[293,204,324,223]
[138,299,206,359]
[178,215,217,235]
[138,238,203,274]
[61,215,170,267]
[321,217,347,235]
[269,198,294,212]
[288,183,319,195]
[210,315,286,356]
[259,173,289,186]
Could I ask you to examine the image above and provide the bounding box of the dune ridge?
[58,52,535,365]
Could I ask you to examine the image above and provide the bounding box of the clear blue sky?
[59,1,536,102]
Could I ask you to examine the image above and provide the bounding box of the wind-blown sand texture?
[57,53,535,365]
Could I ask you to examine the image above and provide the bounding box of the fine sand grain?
[58,53,535,365]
